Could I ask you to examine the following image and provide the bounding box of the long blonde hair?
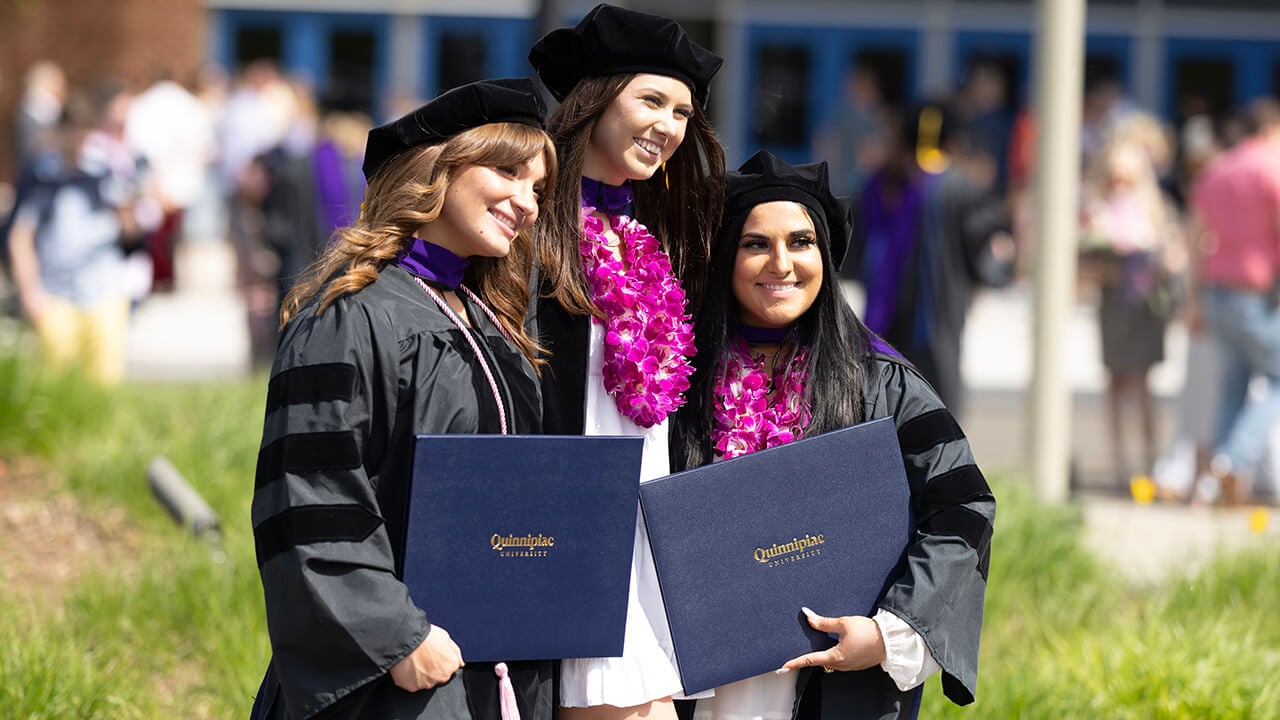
[280,122,558,366]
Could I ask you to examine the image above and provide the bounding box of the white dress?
[559,321,689,707]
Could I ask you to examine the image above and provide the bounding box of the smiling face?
[421,154,547,258]
[731,201,824,329]
[583,74,693,185]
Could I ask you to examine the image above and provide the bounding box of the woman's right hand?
[389,625,465,691]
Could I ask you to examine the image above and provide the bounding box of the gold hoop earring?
[662,161,669,190]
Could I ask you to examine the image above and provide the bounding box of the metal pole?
[1030,0,1085,503]
[148,456,222,541]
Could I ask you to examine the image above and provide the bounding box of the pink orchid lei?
[579,210,696,428]
[711,337,812,459]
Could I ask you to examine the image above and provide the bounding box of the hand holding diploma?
[776,607,886,675]
[390,625,465,691]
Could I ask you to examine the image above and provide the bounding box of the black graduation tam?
[529,3,723,108]
[722,150,854,269]
[362,78,547,181]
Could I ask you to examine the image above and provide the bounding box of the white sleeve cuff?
[873,609,942,691]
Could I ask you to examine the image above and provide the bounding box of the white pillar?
[715,0,746,167]
[919,0,954,97]
[1133,0,1164,113]
[1030,0,1085,503]
[387,13,425,119]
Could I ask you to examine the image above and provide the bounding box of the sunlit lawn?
[1,341,1277,719]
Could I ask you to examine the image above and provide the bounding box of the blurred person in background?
[1004,103,1037,282]
[313,96,370,238]
[1152,105,1223,501]
[180,63,232,247]
[252,76,322,305]
[1187,97,1280,506]
[954,61,1010,195]
[811,62,889,199]
[12,60,67,173]
[124,70,218,292]
[6,79,147,384]
[854,102,1015,419]
[1080,76,1139,171]
[1078,134,1182,493]
[219,61,297,365]
[80,77,163,306]
[5,61,69,283]
[219,60,290,198]
[219,59,289,274]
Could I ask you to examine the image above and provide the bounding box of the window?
[853,47,909,109]
[1084,55,1122,98]
[754,44,810,147]
[438,32,487,93]
[236,27,282,67]
[330,30,375,113]
[1174,57,1235,121]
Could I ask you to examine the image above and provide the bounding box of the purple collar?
[736,322,793,345]
[581,176,634,215]
[396,237,469,289]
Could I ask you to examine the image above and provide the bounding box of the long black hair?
[671,202,878,470]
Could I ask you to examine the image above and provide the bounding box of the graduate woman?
[249,79,558,720]
[671,151,994,719]
[526,4,725,719]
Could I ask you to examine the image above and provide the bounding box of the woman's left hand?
[777,607,887,675]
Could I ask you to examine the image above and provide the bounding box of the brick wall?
[0,0,206,185]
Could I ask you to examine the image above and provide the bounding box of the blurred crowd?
[3,55,1278,505]
[0,58,372,381]
[814,60,1280,506]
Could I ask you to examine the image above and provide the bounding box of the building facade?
[2,0,1279,181]
[203,0,1280,166]
[0,0,206,184]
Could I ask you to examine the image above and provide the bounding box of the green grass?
[2,340,1278,718]
[921,481,1280,719]
[0,342,270,719]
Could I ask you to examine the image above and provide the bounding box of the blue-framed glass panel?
[955,31,1135,110]
[1165,37,1280,119]
[214,10,291,69]
[212,10,390,116]
[422,16,535,99]
[743,24,917,165]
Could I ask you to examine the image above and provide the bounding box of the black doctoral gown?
[789,352,994,720]
[249,264,554,720]
[670,351,994,720]
[529,289,591,434]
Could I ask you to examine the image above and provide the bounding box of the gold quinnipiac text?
[491,533,555,558]
[753,533,825,568]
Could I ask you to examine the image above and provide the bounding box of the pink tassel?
[494,662,521,720]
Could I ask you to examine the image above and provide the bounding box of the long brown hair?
[280,122,558,366]
[534,74,726,316]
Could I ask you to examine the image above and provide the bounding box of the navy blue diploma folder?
[405,434,643,662]
[639,417,913,694]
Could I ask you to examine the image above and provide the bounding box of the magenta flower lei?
[712,337,812,459]
[580,210,696,428]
